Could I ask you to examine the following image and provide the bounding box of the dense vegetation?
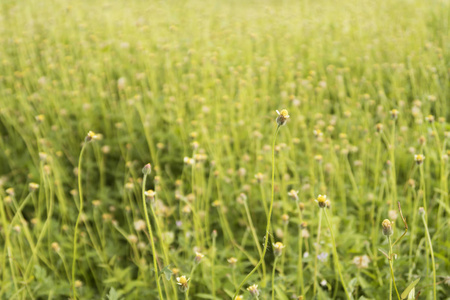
[0,0,449,299]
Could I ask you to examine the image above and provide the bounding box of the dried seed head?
[382,219,393,236]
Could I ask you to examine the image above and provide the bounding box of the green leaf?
[401,278,420,299]
[106,287,121,300]
[159,265,173,280]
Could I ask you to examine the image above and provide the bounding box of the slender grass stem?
[421,213,437,300]
[387,236,401,300]
[324,209,350,300]
[71,143,86,300]
[142,174,164,299]
[233,125,280,299]
[272,256,278,300]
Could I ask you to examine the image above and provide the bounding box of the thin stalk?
[421,213,437,300]
[313,209,323,297]
[295,201,305,296]
[72,143,86,300]
[324,209,350,300]
[388,237,401,300]
[272,256,278,300]
[233,125,280,298]
[243,200,266,284]
[142,174,164,299]
[185,263,198,299]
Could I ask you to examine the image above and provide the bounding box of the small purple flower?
[176,220,183,227]
[317,252,328,262]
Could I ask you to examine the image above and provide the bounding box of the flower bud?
[382,219,393,236]
[142,163,152,175]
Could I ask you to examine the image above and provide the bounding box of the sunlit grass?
[0,0,448,299]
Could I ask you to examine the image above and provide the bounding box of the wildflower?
[273,242,285,257]
[35,114,45,123]
[288,189,299,201]
[125,182,134,190]
[142,163,152,175]
[85,131,98,142]
[320,279,328,287]
[317,252,329,262]
[51,242,61,252]
[276,109,290,126]
[128,234,138,244]
[301,228,310,238]
[388,210,398,221]
[352,255,370,269]
[145,189,156,200]
[6,187,14,196]
[74,280,83,288]
[375,123,383,133]
[382,219,393,236]
[316,194,327,208]
[29,182,39,192]
[92,200,101,207]
[282,214,289,224]
[425,115,435,123]
[314,155,323,163]
[414,154,425,165]
[255,172,264,183]
[194,252,204,263]
[235,295,243,300]
[418,207,425,215]
[39,152,48,161]
[390,109,399,120]
[184,157,195,165]
[313,129,323,138]
[176,275,189,292]
[227,257,238,267]
[134,220,146,231]
[247,284,259,297]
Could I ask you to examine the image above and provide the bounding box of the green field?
[0,0,449,299]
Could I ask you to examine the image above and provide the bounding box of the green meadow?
[0,0,449,299]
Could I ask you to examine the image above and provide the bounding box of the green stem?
[421,214,437,300]
[185,263,198,299]
[388,236,401,300]
[296,201,305,296]
[313,209,323,297]
[272,257,278,300]
[72,143,86,300]
[324,209,350,300]
[233,125,280,299]
[142,174,164,299]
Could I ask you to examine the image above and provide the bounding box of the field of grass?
[0,0,449,299]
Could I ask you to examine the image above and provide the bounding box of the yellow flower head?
[276,109,290,126]
[176,275,189,292]
[227,257,238,266]
[273,242,285,257]
[85,131,98,142]
[414,154,425,165]
[316,194,327,208]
